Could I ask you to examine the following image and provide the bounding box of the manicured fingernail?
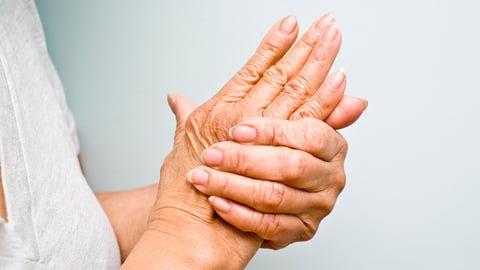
[187,167,209,185]
[322,23,338,43]
[208,196,232,213]
[361,98,369,110]
[201,148,223,166]
[279,15,297,34]
[229,125,257,142]
[328,69,346,89]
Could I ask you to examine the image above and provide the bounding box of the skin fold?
[0,14,365,268]
[121,14,365,269]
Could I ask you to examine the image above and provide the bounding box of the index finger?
[229,117,347,161]
[215,16,299,100]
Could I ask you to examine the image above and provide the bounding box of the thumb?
[167,94,197,140]
[325,95,368,129]
[167,94,197,124]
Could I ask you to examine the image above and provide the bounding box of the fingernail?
[229,125,257,142]
[323,13,336,23]
[201,148,223,166]
[167,94,176,114]
[328,69,346,89]
[314,14,336,31]
[361,98,369,110]
[279,15,297,34]
[208,196,232,213]
[322,23,338,43]
[187,167,209,185]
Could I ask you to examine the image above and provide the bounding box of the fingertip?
[229,125,257,143]
[328,69,347,89]
[360,97,369,111]
[209,196,232,213]
[315,13,336,29]
[322,13,337,23]
[201,148,223,166]
[187,167,209,186]
[278,15,298,35]
[167,94,176,114]
[326,96,366,129]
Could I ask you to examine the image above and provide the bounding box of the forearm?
[95,184,157,261]
[121,210,260,270]
[121,227,237,269]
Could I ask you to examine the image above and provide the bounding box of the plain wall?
[36,0,480,269]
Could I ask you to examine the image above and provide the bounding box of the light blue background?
[36,0,480,269]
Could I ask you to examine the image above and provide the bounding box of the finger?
[289,69,346,122]
[228,117,346,161]
[168,94,197,124]
[325,96,368,129]
[263,22,342,118]
[188,165,336,212]
[214,16,299,101]
[240,14,337,110]
[199,142,332,189]
[207,196,320,249]
[167,94,197,142]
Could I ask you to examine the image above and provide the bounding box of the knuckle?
[315,128,327,155]
[334,169,347,192]
[270,123,288,146]
[216,171,234,194]
[299,217,319,241]
[311,47,329,65]
[262,38,284,56]
[283,75,312,101]
[256,214,283,240]
[263,65,289,86]
[310,191,337,215]
[185,109,207,133]
[294,98,329,120]
[267,241,289,250]
[295,120,326,157]
[339,135,348,154]
[236,63,261,84]
[279,150,306,181]
[321,193,337,214]
[262,182,287,211]
[229,147,251,175]
[297,38,315,54]
[331,132,348,161]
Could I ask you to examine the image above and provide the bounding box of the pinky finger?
[324,95,368,129]
[208,196,314,250]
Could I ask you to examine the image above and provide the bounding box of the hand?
[142,14,356,269]
[190,117,351,249]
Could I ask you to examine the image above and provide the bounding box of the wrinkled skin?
[193,116,351,250]
[148,14,362,268]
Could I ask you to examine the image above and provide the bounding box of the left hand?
[188,117,350,249]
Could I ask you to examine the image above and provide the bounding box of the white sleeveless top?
[0,0,121,268]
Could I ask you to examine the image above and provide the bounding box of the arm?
[77,154,157,261]
[101,14,360,268]
[95,92,366,261]
[95,184,157,261]
[123,14,344,269]
[0,166,7,221]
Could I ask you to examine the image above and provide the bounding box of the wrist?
[146,206,261,270]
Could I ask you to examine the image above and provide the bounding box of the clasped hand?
[147,14,365,268]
